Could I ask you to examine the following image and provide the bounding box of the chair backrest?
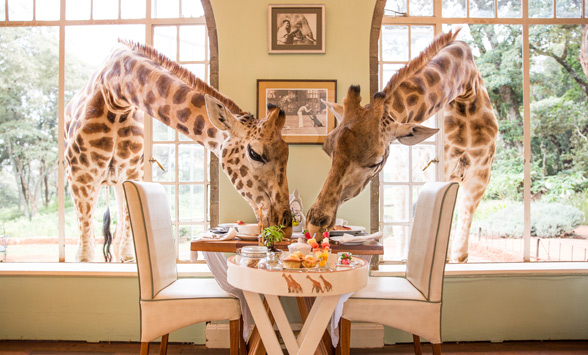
[406,181,459,302]
[123,181,178,301]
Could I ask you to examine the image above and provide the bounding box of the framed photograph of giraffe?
[257,79,337,143]
[268,4,325,54]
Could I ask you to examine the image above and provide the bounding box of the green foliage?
[474,202,584,238]
[261,225,285,249]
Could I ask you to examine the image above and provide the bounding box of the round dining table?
[227,255,369,355]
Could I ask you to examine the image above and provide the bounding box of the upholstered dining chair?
[123,181,242,355]
[338,181,459,355]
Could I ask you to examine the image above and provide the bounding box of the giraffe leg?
[113,183,135,262]
[73,184,102,262]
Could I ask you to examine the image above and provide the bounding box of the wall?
[1,0,587,347]
[212,0,374,225]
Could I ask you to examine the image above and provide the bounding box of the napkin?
[337,231,383,244]
[196,227,237,241]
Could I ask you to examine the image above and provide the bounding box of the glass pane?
[497,0,522,17]
[178,144,205,182]
[383,185,409,223]
[179,224,206,261]
[412,145,436,182]
[556,0,582,17]
[442,0,466,17]
[153,0,179,18]
[93,0,118,20]
[8,0,33,21]
[184,64,206,81]
[528,24,588,262]
[382,25,408,61]
[36,0,60,20]
[410,0,433,16]
[384,0,407,16]
[529,0,553,18]
[410,25,434,59]
[179,185,205,221]
[121,0,146,19]
[470,0,495,18]
[382,64,404,90]
[0,1,5,20]
[181,0,204,17]
[179,26,206,61]
[383,145,409,182]
[152,144,176,182]
[154,26,178,60]
[66,0,91,20]
[0,27,60,262]
[153,118,175,141]
[382,225,409,261]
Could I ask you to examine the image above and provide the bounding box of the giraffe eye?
[368,160,383,169]
[248,145,265,163]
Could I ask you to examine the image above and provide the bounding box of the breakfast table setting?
[190,221,384,355]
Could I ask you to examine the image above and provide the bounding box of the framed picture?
[268,4,325,54]
[257,79,337,144]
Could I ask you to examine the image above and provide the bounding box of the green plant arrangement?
[260,225,285,251]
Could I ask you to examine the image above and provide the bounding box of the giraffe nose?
[281,210,292,227]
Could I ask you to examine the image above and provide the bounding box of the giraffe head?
[305,85,438,237]
[205,95,291,229]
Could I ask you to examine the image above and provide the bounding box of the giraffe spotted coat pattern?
[65,40,291,262]
[306,30,497,262]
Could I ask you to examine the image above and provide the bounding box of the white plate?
[329,235,365,245]
[328,225,366,236]
[236,234,259,241]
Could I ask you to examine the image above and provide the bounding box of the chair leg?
[140,342,150,355]
[230,319,240,355]
[432,343,442,355]
[159,334,169,355]
[338,318,351,355]
[412,334,422,355]
[239,316,247,355]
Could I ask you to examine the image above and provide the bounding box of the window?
[378,0,588,263]
[0,0,214,263]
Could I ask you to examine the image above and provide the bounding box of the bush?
[473,202,584,238]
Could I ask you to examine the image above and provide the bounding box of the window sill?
[1,262,586,278]
[373,262,588,277]
[0,262,213,277]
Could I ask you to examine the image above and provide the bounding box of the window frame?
[0,0,219,262]
[372,0,588,263]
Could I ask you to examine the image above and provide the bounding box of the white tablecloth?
[203,251,371,346]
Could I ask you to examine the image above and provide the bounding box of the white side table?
[227,256,368,355]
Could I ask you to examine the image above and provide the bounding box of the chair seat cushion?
[350,276,426,301]
[154,278,235,300]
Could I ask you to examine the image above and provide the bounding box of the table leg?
[297,297,334,355]
[296,295,340,355]
[266,295,299,354]
[243,291,283,355]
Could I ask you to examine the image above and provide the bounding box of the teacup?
[235,223,260,236]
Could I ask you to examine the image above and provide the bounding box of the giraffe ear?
[204,94,244,135]
[321,99,344,124]
[392,122,439,146]
[264,104,286,133]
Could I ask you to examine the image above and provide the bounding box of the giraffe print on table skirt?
[306,29,498,263]
[65,40,291,262]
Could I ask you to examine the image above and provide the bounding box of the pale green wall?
[213,0,375,225]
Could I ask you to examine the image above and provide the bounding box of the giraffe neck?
[99,46,227,155]
[385,42,480,126]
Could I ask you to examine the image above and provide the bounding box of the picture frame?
[268,4,325,54]
[257,79,337,144]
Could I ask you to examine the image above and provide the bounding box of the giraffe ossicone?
[65,40,291,262]
[306,29,498,263]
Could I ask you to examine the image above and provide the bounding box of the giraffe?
[306,275,324,293]
[318,275,332,292]
[306,30,498,262]
[65,40,291,262]
[287,274,303,293]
